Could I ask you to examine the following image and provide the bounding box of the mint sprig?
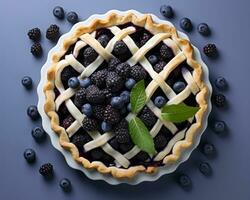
[130,80,146,114]
[161,103,199,123]
[128,117,156,155]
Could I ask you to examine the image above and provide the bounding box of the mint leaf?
[128,117,156,155]
[130,80,146,114]
[161,103,199,123]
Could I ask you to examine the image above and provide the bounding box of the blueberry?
[148,55,158,65]
[111,96,125,109]
[21,76,33,89]
[180,17,193,32]
[173,81,186,93]
[23,148,36,163]
[67,11,78,24]
[59,178,71,192]
[125,78,136,90]
[127,103,131,112]
[53,6,64,19]
[81,103,93,117]
[120,107,127,115]
[215,76,227,90]
[32,127,46,142]
[197,23,210,36]
[213,120,226,133]
[178,174,191,188]
[199,162,212,176]
[154,96,166,108]
[68,77,80,89]
[101,121,112,132]
[27,105,40,120]
[79,78,91,88]
[202,143,215,156]
[160,5,174,18]
[120,91,130,104]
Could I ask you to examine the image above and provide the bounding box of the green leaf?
[130,80,147,114]
[128,117,156,155]
[161,103,199,123]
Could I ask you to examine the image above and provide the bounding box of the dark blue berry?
[21,76,33,89]
[215,77,227,90]
[213,93,226,107]
[173,81,186,93]
[32,127,46,142]
[111,96,125,109]
[53,6,64,19]
[79,78,91,88]
[180,17,193,32]
[148,55,158,65]
[120,107,127,115]
[197,23,210,36]
[154,96,166,108]
[125,78,136,90]
[27,105,40,120]
[127,103,131,112]
[199,162,212,176]
[213,120,226,133]
[101,121,112,132]
[202,143,215,155]
[68,77,80,89]
[24,148,36,163]
[60,178,72,192]
[67,11,78,24]
[120,91,130,104]
[81,103,93,117]
[97,35,110,47]
[160,5,174,18]
[178,174,191,188]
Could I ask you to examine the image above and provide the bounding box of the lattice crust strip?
[53,24,200,168]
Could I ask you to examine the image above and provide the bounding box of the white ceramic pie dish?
[37,9,212,185]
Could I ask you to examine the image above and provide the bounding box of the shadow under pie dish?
[43,11,209,179]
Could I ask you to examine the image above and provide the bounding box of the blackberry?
[27,28,41,41]
[71,134,91,149]
[91,69,108,88]
[83,47,98,64]
[113,41,130,57]
[159,44,174,60]
[58,103,70,117]
[154,133,168,151]
[213,93,226,107]
[74,88,86,108]
[114,119,128,130]
[39,163,53,177]
[30,42,42,57]
[82,117,98,131]
[134,151,149,162]
[139,106,157,128]
[119,141,134,153]
[203,44,217,57]
[102,88,112,101]
[46,24,60,41]
[61,67,79,86]
[115,128,130,144]
[130,65,147,81]
[97,34,110,47]
[86,85,105,104]
[92,105,105,120]
[140,32,151,47]
[108,57,120,71]
[153,61,166,73]
[115,62,130,78]
[62,116,75,129]
[103,105,121,125]
[89,148,104,160]
[106,71,124,92]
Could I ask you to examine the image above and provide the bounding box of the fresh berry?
[83,47,98,64]
[130,65,147,81]
[71,133,91,149]
[53,6,64,19]
[89,148,104,160]
[139,106,157,128]
[140,32,151,47]
[79,77,91,88]
[97,34,110,47]
[203,43,217,57]
[46,24,60,41]
[154,96,166,108]
[197,23,210,36]
[160,5,174,18]
[120,107,127,115]
[127,103,131,112]
[39,163,53,177]
[67,11,78,24]
[134,151,149,162]
[58,103,70,117]
[153,61,166,73]
[119,141,134,153]
[148,55,158,65]
[104,105,121,125]
[154,133,168,151]
[27,105,40,120]
[74,87,86,107]
[102,88,112,101]
[115,62,130,78]
[178,174,192,188]
[59,178,71,192]
[115,128,130,144]
[113,41,130,57]
[68,77,80,89]
[21,76,33,89]
[213,93,226,107]
[108,57,120,71]
[81,103,93,117]
[215,76,227,90]
[23,148,36,163]
[180,17,193,32]
[82,117,98,131]
[106,71,124,92]
[159,44,174,60]
[114,119,128,130]
[173,81,186,93]
[101,121,112,132]
[62,116,75,129]
[202,143,215,156]
[213,120,226,133]
[86,85,105,104]
[111,96,125,109]
[199,162,212,176]
[92,105,105,120]
[31,127,46,142]
[120,91,130,104]
[125,78,136,90]
[30,42,42,57]
[27,28,41,41]
[61,67,79,85]
[91,69,108,88]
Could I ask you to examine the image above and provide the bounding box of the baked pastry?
[44,12,209,179]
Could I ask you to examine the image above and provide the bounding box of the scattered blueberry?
[127,103,131,112]
[27,105,40,120]
[197,23,210,36]
[213,120,226,133]
[154,96,166,108]
[60,178,72,192]
[21,76,33,89]
[213,93,226,107]
[32,127,46,142]
[160,5,174,18]
[111,96,125,109]
[120,91,130,104]
[173,81,186,93]
[53,6,64,19]
[68,77,80,89]
[199,162,212,176]
[125,78,136,90]
[81,103,93,117]
[67,11,78,24]
[148,55,158,65]
[202,143,215,156]
[23,148,36,163]
[79,78,91,88]
[101,121,112,132]
[178,174,192,188]
[215,76,227,90]
[180,17,193,32]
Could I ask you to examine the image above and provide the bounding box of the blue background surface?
[0,0,249,199]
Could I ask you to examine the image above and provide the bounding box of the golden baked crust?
[43,12,209,179]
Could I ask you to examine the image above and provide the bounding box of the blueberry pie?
[44,12,209,178]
